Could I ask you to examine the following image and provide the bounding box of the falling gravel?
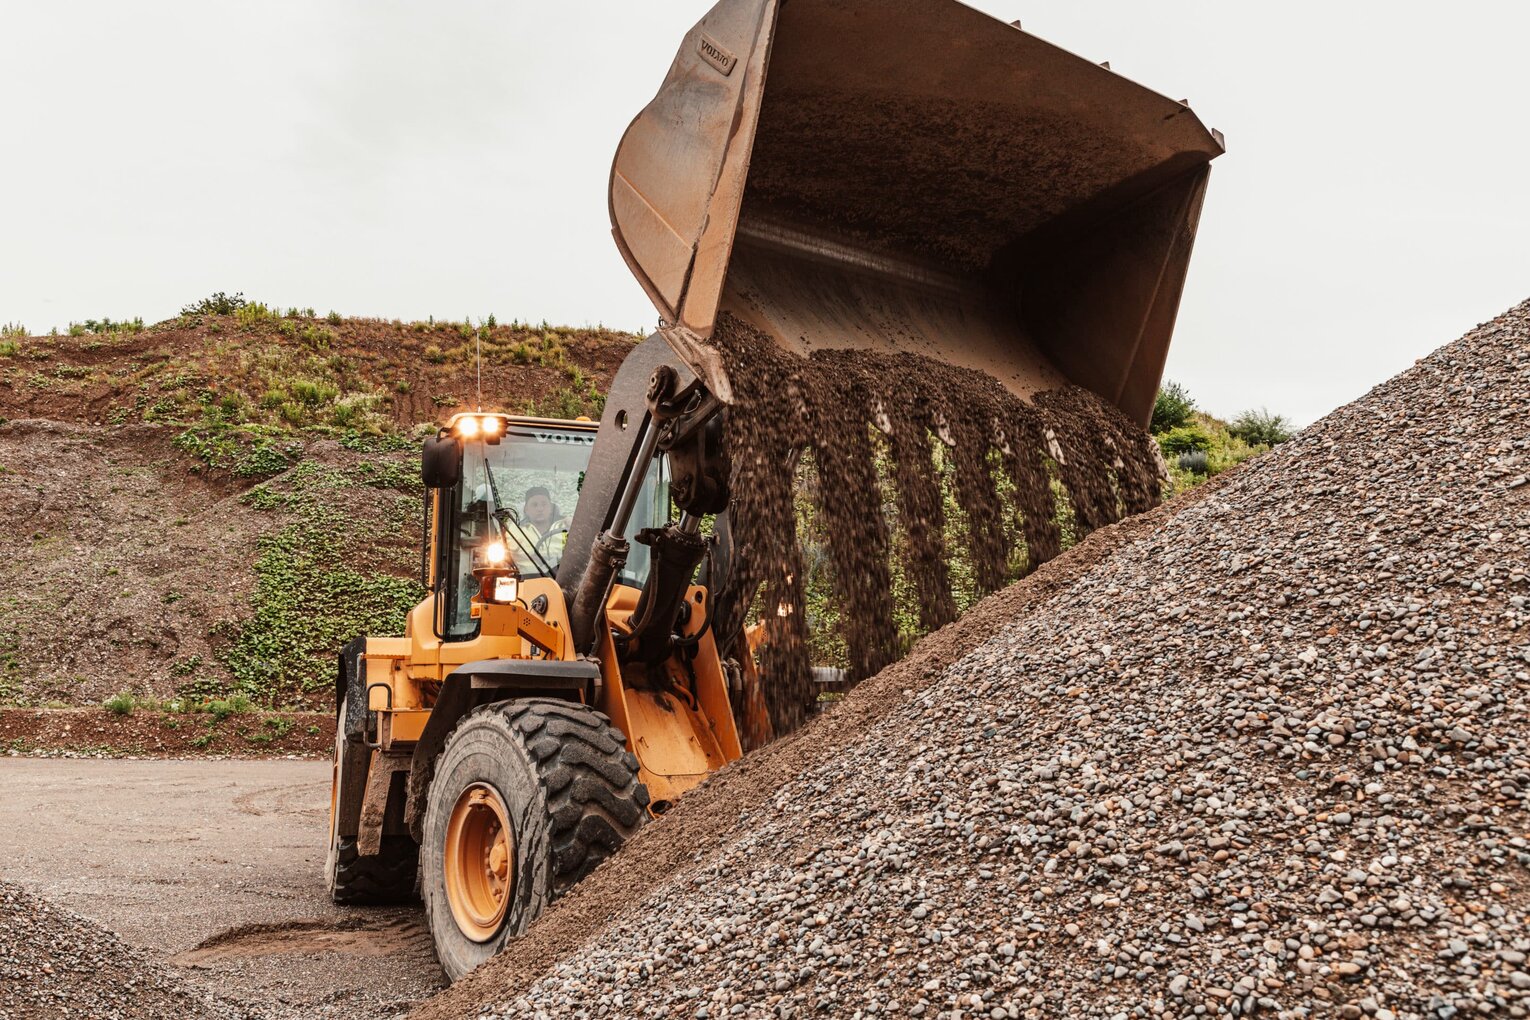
[430,299,1530,1019]
[710,313,1162,735]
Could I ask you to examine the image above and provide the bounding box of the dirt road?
[0,758,442,1016]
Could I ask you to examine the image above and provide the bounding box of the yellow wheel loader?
[326,0,1223,981]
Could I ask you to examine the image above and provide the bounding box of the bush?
[77,317,143,335]
[209,695,254,719]
[1229,408,1293,447]
[1176,451,1210,474]
[103,692,136,715]
[234,302,276,327]
[181,292,247,316]
[1157,424,1213,455]
[1151,381,1196,434]
[289,378,338,406]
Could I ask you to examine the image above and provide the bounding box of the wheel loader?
[326,0,1224,980]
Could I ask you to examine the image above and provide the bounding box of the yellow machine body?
[361,571,744,809]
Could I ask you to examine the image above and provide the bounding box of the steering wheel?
[533,527,566,558]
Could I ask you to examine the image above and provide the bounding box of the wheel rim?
[443,782,515,942]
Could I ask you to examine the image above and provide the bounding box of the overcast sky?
[4,2,1528,426]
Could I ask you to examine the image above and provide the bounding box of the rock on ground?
[0,880,279,1020]
[437,300,1530,1019]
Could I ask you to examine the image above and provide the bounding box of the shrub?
[1157,424,1213,455]
[1151,380,1196,434]
[181,292,247,316]
[1,322,26,339]
[289,378,338,406]
[103,692,137,715]
[1177,451,1210,474]
[326,310,343,325]
[205,694,254,720]
[298,325,334,350]
[234,302,276,327]
[1229,408,1293,447]
[78,317,143,334]
[0,340,17,358]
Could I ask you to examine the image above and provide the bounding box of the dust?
[710,313,1162,733]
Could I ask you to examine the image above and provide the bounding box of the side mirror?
[421,435,462,489]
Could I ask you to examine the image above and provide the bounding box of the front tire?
[421,698,648,982]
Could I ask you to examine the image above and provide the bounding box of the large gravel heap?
[0,880,280,1020]
[435,303,1530,1020]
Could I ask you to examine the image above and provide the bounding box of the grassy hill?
[0,306,640,711]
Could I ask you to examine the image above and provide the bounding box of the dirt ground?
[0,758,442,1016]
[0,708,332,758]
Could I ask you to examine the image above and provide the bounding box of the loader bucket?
[610,0,1224,425]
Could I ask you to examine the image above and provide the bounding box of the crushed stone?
[420,299,1530,1018]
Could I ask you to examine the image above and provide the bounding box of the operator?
[510,485,569,571]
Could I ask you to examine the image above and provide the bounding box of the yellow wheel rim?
[444,782,514,942]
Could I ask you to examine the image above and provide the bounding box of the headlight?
[457,415,480,438]
[481,415,503,437]
[493,575,519,604]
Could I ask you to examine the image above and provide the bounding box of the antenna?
[475,321,482,411]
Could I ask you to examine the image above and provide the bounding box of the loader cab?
[426,414,669,641]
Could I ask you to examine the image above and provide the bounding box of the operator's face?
[525,493,553,527]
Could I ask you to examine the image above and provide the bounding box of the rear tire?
[421,698,648,982]
[326,699,419,904]
[330,835,419,904]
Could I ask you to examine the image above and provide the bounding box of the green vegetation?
[1151,380,1196,433]
[221,462,424,704]
[1152,380,1293,495]
[233,301,278,327]
[245,715,294,744]
[202,694,255,720]
[181,292,247,316]
[103,692,139,715]
[1157,424,1213,455]
[70,317,144,335]
[1229,408,1293,447]
[174,424,298,478]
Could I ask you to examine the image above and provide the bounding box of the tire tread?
[331,835,418,904]
[500,698,648,891]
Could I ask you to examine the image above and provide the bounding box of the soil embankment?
[0,314,638,713]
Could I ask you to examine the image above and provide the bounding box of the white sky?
[3,2,1528,426]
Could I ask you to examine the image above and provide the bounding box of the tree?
[1229,408,1293,447]
[1151,381,1195,434]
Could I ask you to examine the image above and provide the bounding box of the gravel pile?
[0,880,282,1020]
[435,300,1530,1019]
